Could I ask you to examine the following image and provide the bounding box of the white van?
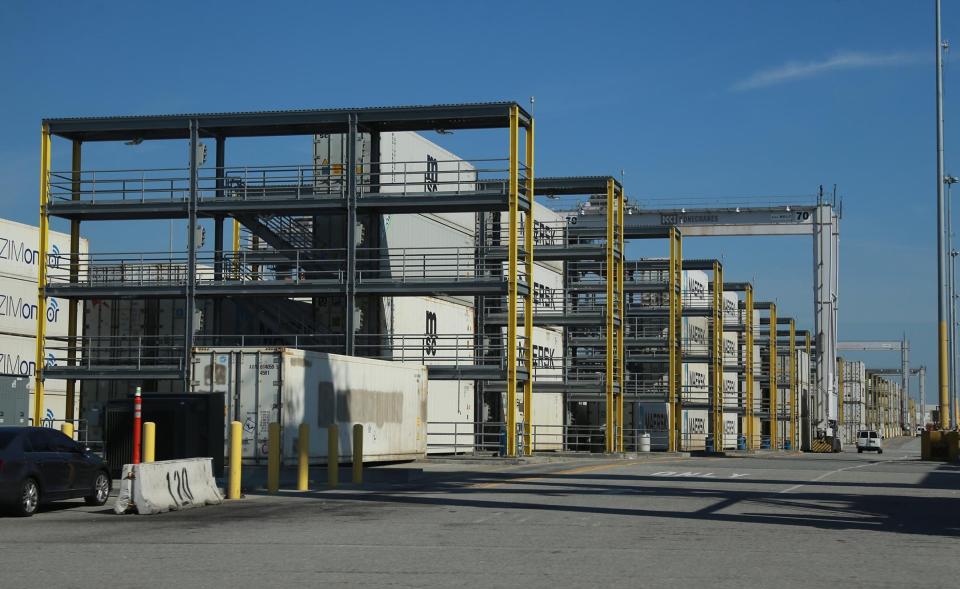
[856,430,883,454]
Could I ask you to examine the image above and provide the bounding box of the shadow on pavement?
[245,456,960,537]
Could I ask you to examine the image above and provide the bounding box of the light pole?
[936,0,951,430]
[950,174,959,428]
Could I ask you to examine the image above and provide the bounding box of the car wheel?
[857,448,862,453]
[14,478,40,517]
[85,472,111,506]
[878,449,883,455]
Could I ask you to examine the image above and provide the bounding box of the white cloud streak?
[732,51,926,92]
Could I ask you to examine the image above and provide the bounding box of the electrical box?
[0,375,29,426]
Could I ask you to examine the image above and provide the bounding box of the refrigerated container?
[722,411,739,450]
[634,402,708,451]
[191,347,428,463]
[0,218,89,282]
[682,270,709,309]
[0,276,76,339]
[0,332,76,425]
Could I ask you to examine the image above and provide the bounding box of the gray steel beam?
[184,120,199,390]
[44,102,532,142]
[345,115,357,356]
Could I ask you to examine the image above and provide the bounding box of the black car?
[0,426,111,517]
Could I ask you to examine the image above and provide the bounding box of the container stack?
[0,218,86,425]
[681,270,710,451]
[840,359,866,443]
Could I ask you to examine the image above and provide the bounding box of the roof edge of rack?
[43,101,533,141]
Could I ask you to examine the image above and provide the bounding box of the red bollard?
[132,387,142,465]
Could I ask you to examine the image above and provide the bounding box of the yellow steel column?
[65,140,81,421]
[789,319,796,450]
[506,106,519,456]
[34,124,51,427]
[605,179,615,453]
[522,119,534,456]
[712,263,723,451]
[837,357,845,438]
[745,285,755,449]
[768,304,777,449]
[668,228,682,452]
[939,321,949,429]
[616,185,625,452]
[232,218,241,278]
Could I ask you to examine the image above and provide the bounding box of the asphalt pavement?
[2,437,957,588]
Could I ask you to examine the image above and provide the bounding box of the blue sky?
[0,1,954,404]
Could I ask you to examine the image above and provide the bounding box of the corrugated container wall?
[191,348,428,463]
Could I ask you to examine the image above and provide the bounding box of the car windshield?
[0,430,20,450]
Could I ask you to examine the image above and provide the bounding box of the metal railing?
[46,246,529,288]
[48,159,527,204]
[424,422,733,454]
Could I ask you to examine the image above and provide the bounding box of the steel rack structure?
[774,317,799,451]
[619,243,684,452]
[35,103,536,456]
[480,176,627,452]
[679,260,726,452]
[754,302,778,449]
[723,282,756,449]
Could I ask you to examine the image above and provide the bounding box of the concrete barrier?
[114,458,223,515]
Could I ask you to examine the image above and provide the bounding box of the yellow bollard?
[352,423,363,485]
[228,421,242,500]
[142,421,156,463]
[297,423,310,491]
[327,424,339,488]
[268,422,281,494]
[60,422,74,440]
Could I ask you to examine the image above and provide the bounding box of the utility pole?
[936,0,950,430]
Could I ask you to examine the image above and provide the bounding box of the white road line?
[779,462,875,494]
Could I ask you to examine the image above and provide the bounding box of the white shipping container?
[722,291,739,322]
[0,275,76,338]
[0,218,89,282]
[388,296,474,367]
[380,131,477,233]
[382,212,475,307]
[385,296,475,454]
[500,202,565,274]
[531,391,564,451]
[722,332,738,361]
[635,401,670,450]
[191,348,428,463]
[0,332,76,425]
[682,270,710,309]
[682,362,709,405]
[722,412,739,450]
[316,131,477,233]
[424,380,474,454]
[723,371,739,408]
[633,403,708,451]
[681,408,709,451]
